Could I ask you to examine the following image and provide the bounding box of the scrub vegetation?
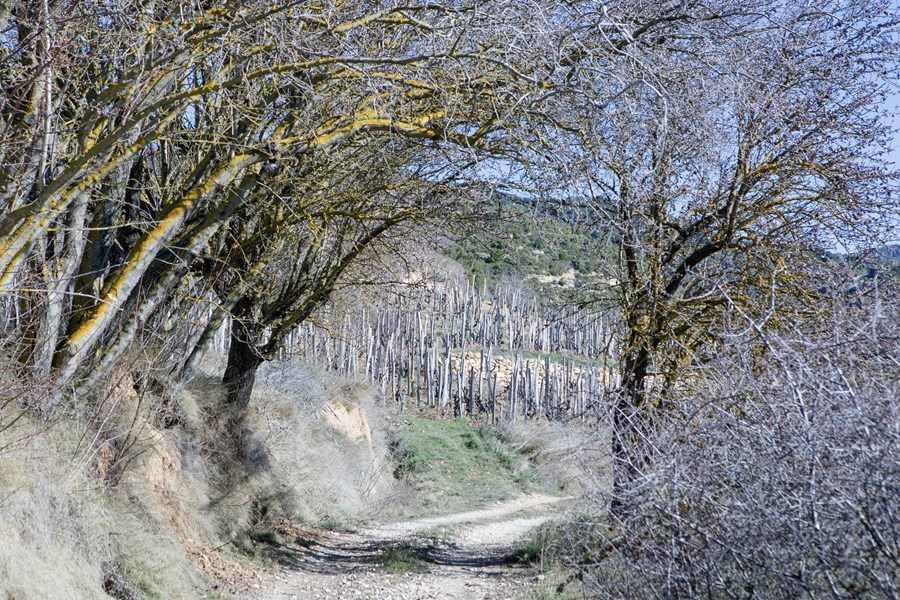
[2,0,899,598]
[388,415,540,516]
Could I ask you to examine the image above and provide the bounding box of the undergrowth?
[508,522,583,600]
[387,415,542,517]
[375,541,435,573]
[0,358,395,599]
[507,521,565,569]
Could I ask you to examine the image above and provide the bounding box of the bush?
[567,306,900,599]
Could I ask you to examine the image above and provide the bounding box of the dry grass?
[0,356,396,599]
[0,350,601,599]
[187,361,394,537]
[489,418,609,495]
[0,413,209,600]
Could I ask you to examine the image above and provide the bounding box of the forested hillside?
[2,1,899,598]
[447,195,611,288]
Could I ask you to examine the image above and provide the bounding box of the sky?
[886,91,900,169]
[886,1,900,170]
[886,90,900,246]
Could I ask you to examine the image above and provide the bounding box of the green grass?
[247,527,280,545]
[508,520,586,600]
[506,522,564,569]
[515,574,582,600]
[315,516,356,533]
[490,346,613,369]
[413,524,459,541]
[375,541,433,573]
[389,416,542,516]
[508,537,547,565]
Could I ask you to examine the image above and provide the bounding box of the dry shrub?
[246,361,394,522]
[156,358,394,554]
[0,425,111,599]
[0,413,208,600]
[0,353,394,599]
[491,418,609,494]
[566,304,900,599]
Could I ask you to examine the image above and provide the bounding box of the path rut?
[252,494,567,600]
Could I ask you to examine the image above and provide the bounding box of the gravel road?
[250,494,568,600]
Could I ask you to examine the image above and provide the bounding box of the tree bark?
[51,153,261,393]
[610,340,651,518]
[32,191,89,378]
[222,316,264,408]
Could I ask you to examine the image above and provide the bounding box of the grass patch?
[315,516,356,533]
[507,521,568,580]
[509,537,547,565]
[491,346,612,369]
[375,541,433,573]
[515,572,583,600]
[413,524,458,541]
[389,416,543,516]
[508,524,561,571]
[509,522,585,600]
[247,528,280,546]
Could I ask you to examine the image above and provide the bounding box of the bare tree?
[205,147,467,407]
[0,0,551,407]
[542,0,899,505]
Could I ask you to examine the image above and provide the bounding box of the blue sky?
[886,1,900,169]
[886,91,900,169]
[886,90,899,246]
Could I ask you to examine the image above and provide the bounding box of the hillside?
[447,196,613,289]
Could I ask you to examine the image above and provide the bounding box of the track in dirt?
[252,494,568,600]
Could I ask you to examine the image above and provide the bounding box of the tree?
[543,0,899,506]
[204,145,466,407]
[0,0,556,408]
[3,0,310,393]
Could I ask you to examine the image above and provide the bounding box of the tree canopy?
[1,0,897,438]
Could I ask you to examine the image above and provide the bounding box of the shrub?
[566,307,900,599]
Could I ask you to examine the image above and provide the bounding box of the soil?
[249,494,568,600]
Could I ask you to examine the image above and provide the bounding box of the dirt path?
[252,494,568,600]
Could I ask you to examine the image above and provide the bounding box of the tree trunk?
[178,302,233,388]
[610,341,651,518]
[32,190,90,379]
[222,317,264,408]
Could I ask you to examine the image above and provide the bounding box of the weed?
[375,541,433,573]
[507,522,565,572]
[508,538,546,565]
[316,517,356,533]
[516,575,583,600]
[388,415,545,517]
[462,431,481,450]
[413,525,458,541]
[247,528,280,546]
